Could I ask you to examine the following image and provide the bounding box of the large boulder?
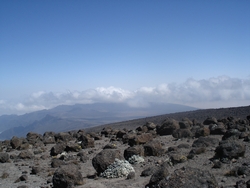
[10,136,25,149]
[65,142,82,152]
[209,123,226,135]
[144,140,165,156]
[146,162,170,187]
[215,140,246,159]
[43,131,56,144]
[92,149,123,175]
[124,145,144,160]
[147,166,218,188]
[26,132,43,146]
[194,127,210,138]
[172,129,193,139]
[222,129,241,140]
[0,152,9,163]
[55,132,73,143]
[203,117,218,125]
[144,122,157,130]
[18,150,34,159]
[156,118,179,136]
[50,143,67,156]
[78,134,94,149]
[52,164,84,188]
[128,133,153,146]
[192,136,220,148]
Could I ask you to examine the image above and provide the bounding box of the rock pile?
[0,113,250,188]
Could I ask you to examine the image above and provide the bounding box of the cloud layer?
[1,76,250,115]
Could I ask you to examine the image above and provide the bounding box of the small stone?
[1,172,9,179]
[19,175,28,181]
[212,159,222,168]
[127,171,135,179]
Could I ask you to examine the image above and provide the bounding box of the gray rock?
[52,164,84,188]
[43,131,56,144]
[192,136,220,147]
[50,143,66,156]
[147,166,218,188]
[128,133,153,146]
[203,117,218,125]
[0,152,9,163]
[172,129,193,138]
[215,140,245,159]
[141,166,158,177]
[18,150,34,159]
[55,132,73,143]
[92,149,123,175]
[144,140,164,156]
[124,145,144,160]
[156,118,179,136]
[10,136,25,149]
[78,134,95,149]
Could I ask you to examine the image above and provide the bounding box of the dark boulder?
[156,118,179,136]
[141,166,158,177]
[146,163,169,187]
[179,121,191,129]
[18,150,34,159]
[187,147,206,159]
[172,129,193,139]
[169,153,187,164]
[144,122,157,130]
[52,164,84,188]
[194,127,210,138]
[10,136,25,149]
[215,140,246,159]
[209,123,227,135]
[124,145,144,160]
[222,129,241,140]
[122,132,137,144]
[128,133,153,146]
[55,132,73,143]
[77,151,89,163]
[88,132,102,140]
[101,127,113,137]
[116,130,127,139]
[65,142,82,152]
[50,143,66,156]
[51,158,65,168]
[0,152,9,163]
[78,135,95,149]
[31,166,42,175]
[192,136,220,148]
[146,166,218,188]
[203,117,218,125]
[144,140,165,156]
[43,131,56,144]
[26,132,43,146]
[92,149,123,175]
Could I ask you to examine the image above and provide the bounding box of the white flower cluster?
[128,155,145,164]
[100,159,135,178]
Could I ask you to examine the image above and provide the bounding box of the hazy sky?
[1,0,250,115]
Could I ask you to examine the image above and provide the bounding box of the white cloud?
[0,76,250,115]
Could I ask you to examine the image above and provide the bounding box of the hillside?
[0,102,197,140]
[86,105,250,132]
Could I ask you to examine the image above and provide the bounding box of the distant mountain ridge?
[0,102,197,140]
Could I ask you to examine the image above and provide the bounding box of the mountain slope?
[0,102,197,140]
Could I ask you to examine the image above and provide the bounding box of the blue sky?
[1,0,250,115]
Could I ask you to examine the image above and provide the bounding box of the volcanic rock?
[92,149,123,175]
[52,164,84,188]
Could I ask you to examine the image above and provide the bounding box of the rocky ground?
[0,108,250,188]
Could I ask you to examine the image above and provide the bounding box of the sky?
[0,0,250,115]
